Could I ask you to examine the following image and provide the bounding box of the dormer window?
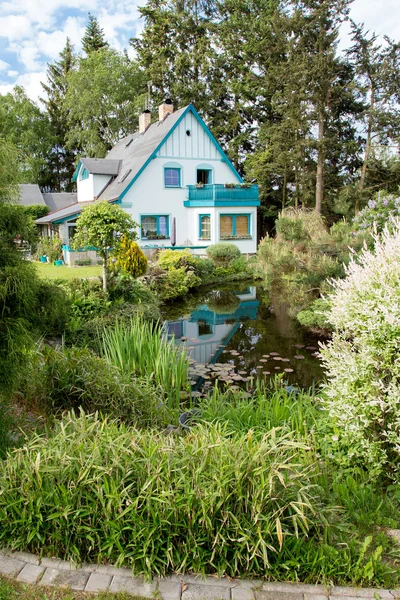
[80,167,89,181]
[197,169,212,185]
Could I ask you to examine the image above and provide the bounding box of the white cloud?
[7,70,18,77]
[0,15,32,40]
[0,70,45,103]
[0,59,10,71]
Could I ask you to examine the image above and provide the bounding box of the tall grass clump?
[197,380,319,439]
[0,410,347,581]
[101,317,190,411]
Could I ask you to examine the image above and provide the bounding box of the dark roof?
[18,184,46,206]
[98,105,188,201]
[80,158,121,176]
[43,193,77,212]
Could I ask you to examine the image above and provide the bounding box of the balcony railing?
[184,184,259,207]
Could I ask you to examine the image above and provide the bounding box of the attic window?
[186,130,191,136]
[80,167,89,181]
[119,169,132,183]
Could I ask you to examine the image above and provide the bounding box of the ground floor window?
[199,214,211,240]
[219,214,251,240]
[141,215,169,239]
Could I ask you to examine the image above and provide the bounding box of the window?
[80,167,89,180]
[141,215,169,239]
[220,214,251,239]
[199,214,211,240]
[197,169,212,185]
[164,168,181,187]
[167,321,184,340]
[198,321,214,337]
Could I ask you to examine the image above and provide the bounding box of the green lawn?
[34,262,103,281]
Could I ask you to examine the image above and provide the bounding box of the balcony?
[184,184,260,207]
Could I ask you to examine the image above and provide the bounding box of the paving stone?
[182,583,231,600]
[184,575,235,589]
[0,556,25,577]
[110,575,157,597]
[262,583,328,595]
[232,580,263,591]
[95,564,134,577]
[40,558,61,569]
[8,551,40,566]
[56,559,77,571]
[85,572,112,592]
[40,568,90,591]
[17,563,45,584]
[390,591,400,598]
[231,587,254,600]
[255,592,303,600]
[304,595,328,600]
[330,587,392,598]
[158,579,182,600]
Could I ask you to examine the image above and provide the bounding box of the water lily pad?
[281,358,290,362]
[273,357,282,361]
[294,355,305,360]
[259,359,268,363]
[239,370,247,375]
[294,344,305,349]
[263,371,271,375]
[284,368,294,373]
[306,346,317,351]
[190,380,198,385]
[270,352,280,356]
[274,366,281,370]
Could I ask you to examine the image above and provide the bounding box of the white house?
[36,101,259,264]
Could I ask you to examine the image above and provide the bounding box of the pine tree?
[82,14,109,55]
[41,38,77,191]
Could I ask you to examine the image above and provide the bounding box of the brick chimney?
[139,109,151,133]
[159,99,173,122]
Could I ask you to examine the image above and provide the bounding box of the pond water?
[161,283,326,392]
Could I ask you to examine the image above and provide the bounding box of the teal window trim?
[141,215,170,240]
[219,213,251,237]
[164,167,181,188]
[199,214,211,240]
[80,167,89,181]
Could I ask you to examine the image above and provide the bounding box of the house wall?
[77,171,111,202]
[122,154,243,248]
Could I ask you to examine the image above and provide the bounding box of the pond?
[161,283,326,392]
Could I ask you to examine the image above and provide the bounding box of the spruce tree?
[82,14,109,55]
[41,38,78,191]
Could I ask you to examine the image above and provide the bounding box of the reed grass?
[0,410,336,580]
[101,317,190,412]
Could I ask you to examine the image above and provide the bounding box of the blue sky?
[0,0,399,104]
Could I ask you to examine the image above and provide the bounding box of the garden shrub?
[0,410,337,579]
[296,298,332,330]
[206,242,241,267]
[276,215,308,242]
[206,290,240,314]
[353,192,400,233]
[24,346,168,427]
[116,235,148,277]
[321,220,400,481]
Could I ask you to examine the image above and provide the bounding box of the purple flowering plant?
[353,192,400,233]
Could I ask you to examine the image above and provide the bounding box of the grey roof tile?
[36,202,87,224]
[98,105,188,201]
[42,193,77,212]
[18,184,45,206]
[80,158,121,176]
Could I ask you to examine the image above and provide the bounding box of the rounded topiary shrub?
[206,242,241,267]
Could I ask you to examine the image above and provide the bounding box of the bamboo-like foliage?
[0,411,333,579]
[101,318,190,411]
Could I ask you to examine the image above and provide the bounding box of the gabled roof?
[72,158,121,181]
[96,104,243,202]
[19,184,46,206]
[43,193,77,212]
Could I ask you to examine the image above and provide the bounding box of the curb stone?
[0,549,399,599]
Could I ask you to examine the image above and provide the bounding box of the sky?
[0,0,399,105]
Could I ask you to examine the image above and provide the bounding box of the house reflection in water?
[166,287,259,365]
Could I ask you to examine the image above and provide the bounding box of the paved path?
[0,548,399,599]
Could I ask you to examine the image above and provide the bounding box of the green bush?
[206,242,241,267]
[157,266,201,301]
[24,346,169,427]
[296,298,332,330]
[321,221,400,481]
[0,411,335,579]
[74,258,92,266]
[276,216,308,242]
[116,236,148,278]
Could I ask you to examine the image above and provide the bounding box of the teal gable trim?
[72,161,82,182]
[54,212,82,224]
[118,104,243,202]
[184,200,260,207]
[119,202,132,208]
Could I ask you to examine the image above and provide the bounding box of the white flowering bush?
[353,193,400,233]
[320,220,400,481]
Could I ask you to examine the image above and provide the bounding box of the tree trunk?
[357,86,375,215]
[102,254,108,292]
[282,168,287,210]
[315,110,324,214]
